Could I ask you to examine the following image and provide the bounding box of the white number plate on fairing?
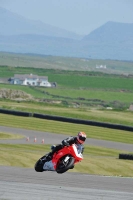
[64,156,69,162]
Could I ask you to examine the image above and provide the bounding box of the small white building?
[10,74,51,87]
[96,65,107,69]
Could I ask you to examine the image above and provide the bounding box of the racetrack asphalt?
[0,166,133,200]
[0,125,133,200]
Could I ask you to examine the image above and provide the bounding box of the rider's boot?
[45,145,57,161]
[45,152,53,161]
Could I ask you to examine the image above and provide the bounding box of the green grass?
[0,113,133,144]
[0,52,133,74]
[76,155,133,176]
[0,82,133,111]
[0,143,133,176]
[41,87,133,103]
[1,82,133,105]
[1,65,133,90]
[46,74,133,90]
[1,65,133,111]
[0,132,24,139]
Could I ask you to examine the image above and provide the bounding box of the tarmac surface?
[0,166,133,200]
[0,125,133,199]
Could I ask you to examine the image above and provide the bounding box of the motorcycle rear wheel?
[56,156,74,174]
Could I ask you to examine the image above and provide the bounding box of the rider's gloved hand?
[62,140,69,147]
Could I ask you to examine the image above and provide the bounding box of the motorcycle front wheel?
[34,155,47,172]
[56,156,74,174]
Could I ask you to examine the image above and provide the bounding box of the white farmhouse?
[96,65,107,69]
[10,74,51,87]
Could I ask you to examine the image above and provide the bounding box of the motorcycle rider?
[45,131,87,161]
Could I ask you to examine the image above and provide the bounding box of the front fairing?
[72,144,83,160]
[52,144,83,169]
[76,144,84,154]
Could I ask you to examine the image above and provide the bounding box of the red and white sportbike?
[34,144,83,174]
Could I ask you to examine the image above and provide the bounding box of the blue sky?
[0,0,133,35]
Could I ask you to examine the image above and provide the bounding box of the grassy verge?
[0,144,133,177]
[0,132,24,139]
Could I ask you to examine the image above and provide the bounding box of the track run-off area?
[0,126,133,200]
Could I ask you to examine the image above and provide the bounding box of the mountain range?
[0,6,133,61]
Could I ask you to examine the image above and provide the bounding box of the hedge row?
[0,108,133,132]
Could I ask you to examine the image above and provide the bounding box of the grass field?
[1,64,133,111]
[1,63,133,111]
[0,132,24,139]
[1,82,133,105]
[41,87,133,103]
[1,66,133,90]
[0,52,133,74]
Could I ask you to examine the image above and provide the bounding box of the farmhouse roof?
[13,74,48,80]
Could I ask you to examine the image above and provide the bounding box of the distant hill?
[0,34,79,57]
[83,21,133,42]
[81,21,133,60]
[0,7,82,39]
[0,7,133,61]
